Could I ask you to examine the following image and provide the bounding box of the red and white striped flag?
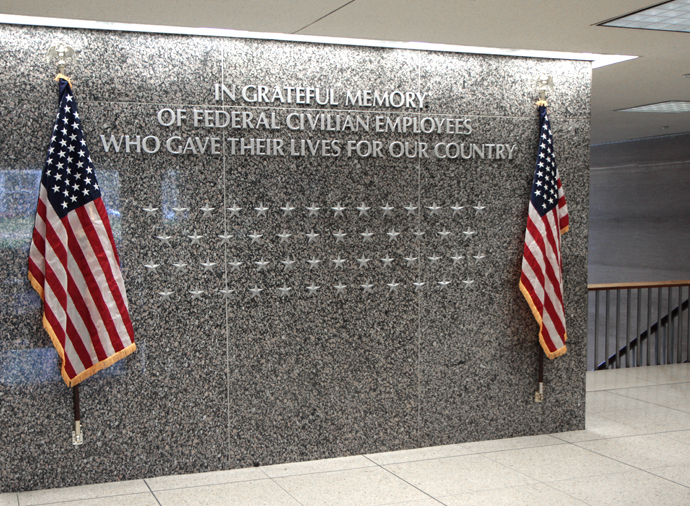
[28,78,135,387]
[519,104,569,359]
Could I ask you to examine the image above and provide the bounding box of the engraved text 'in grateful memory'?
[98,83,518,160]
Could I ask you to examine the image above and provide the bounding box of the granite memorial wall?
[0,22,591,492]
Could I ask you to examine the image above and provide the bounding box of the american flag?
[28,78,135,387]
[519,105,569,359]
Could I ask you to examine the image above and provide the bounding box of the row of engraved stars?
[143,202,487,219]
[155,227,479,246]
[144,252,486,272]
[158,278,476,300]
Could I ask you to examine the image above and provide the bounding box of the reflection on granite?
[0,23,590,492]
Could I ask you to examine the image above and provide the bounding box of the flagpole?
[535,350,544,402]
[72,384,83,445]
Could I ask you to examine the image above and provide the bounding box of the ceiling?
[1,0,688,144]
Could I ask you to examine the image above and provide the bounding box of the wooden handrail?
[588,280,690,291]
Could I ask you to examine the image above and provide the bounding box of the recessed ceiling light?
[617,101,690,113]
[599,0,690,33]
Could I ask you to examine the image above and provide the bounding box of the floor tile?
[584,413,650,437]
[585,390,653,413]
[647,464,690,488]
[0,494,18,506]
[261,455,376,478]
[460,434,565,454]
[576,434,690,469]
[146,467,267,491]
[549,469,690,506]
[154,479,301,506]
[586,369,654,391]
[441,483,589,506]
[22,494,158,506]
[17,480,149,506]
[377,500,442,506]
[612,383,690,407]
[383,454,537,497]
[598,405,690,433]
[629,364,690,386]
[274,466,429,506]
[658,429,690,445]
[485,442,633,482]
[365,443,474,466]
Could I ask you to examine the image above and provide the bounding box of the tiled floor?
[3,364,690,506]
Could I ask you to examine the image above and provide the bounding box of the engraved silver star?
[143,205,158,216]
[172,262,187,272]
[172,207,189,218]
[277,231,292,243]
[306,203,320,216]
[248,231,263,244]
[144,262,160,271]
[428,255,442,265]
[255,258,270,271]
[227,203,242,217]
[356,203,371,217]
[462,279,474,288]
[404,255,418,267]
[277,285,292,297]
[158,290,174,300]
[381,255,394,268]
[387,280,400,293]
[462,229,477,238]
[380,203,394,216]
[360,228,375,242]
[280,202,295,216]
[331,203,346,217]
[248,285,263,298]
[387,228,400,241]
[413,230,425,240]
[438,229,452,240]
[404,203,418,216]
[413,281,426,292]
[306,283,320,296]
[280,256,296,270]
[356,256,371,269]
[361,280,374,293]
[334,282,347,295]
[218,288,235,299]
[426,203,442,215]
[451,254,464,266]
[451,203,465,216]
[218,233,233,245]
[473,203,486,215]
[254,203,269,216]
[200,260,217,272]
[200,205,215,217]
[438,279,451,289]
[306,257,321,270]
[473,254,486,263]
[156,234,173,245]
[228,260,244,271]
[189,289,205,300]
[332,255,346,269]
[333,229,347,243]
[306,230,320,243]
[188,232,203,245]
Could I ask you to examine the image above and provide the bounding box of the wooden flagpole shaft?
[535,349,545,403]
[72,385,83,445]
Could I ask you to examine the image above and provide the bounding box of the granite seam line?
[143,480,163,506]
[361,454,448,505]
[415,51,423,449]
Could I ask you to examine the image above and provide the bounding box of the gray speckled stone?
[0,23,590,492]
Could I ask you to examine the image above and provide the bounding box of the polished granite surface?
[0,23,590,492]
[2,365,689,506]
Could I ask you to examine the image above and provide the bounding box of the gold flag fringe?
[54,73,73,88]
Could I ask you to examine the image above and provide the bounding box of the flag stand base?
[534,382,544,403]
[72,420,83,445]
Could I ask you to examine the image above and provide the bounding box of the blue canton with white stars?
[43,79,100,219]
[531,106,559,217]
